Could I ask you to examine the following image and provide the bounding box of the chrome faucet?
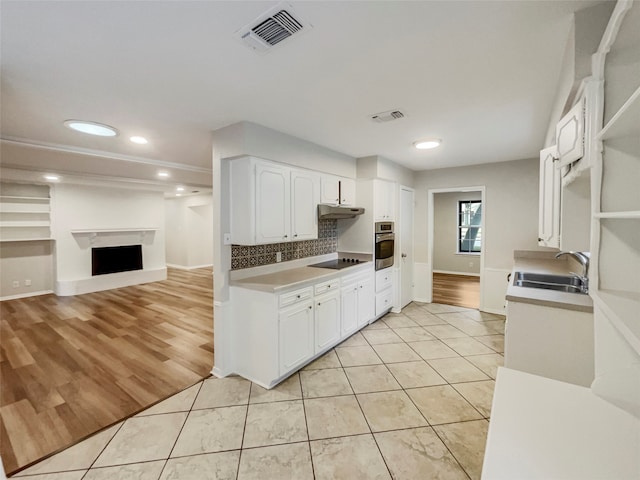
[555,251,589,293]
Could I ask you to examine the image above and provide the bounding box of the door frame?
[427,186,486,310]
[398,185,415,309]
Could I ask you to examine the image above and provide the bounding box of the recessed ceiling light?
[43,174,60,181]
[176,186,185,192]
[130,136,148,144]
[64,120,118,137]
[414,139,441,150]
[157,171,170,178]
[176,193,182,197]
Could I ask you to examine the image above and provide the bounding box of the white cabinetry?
[291,170,319,241]
[375,268,394,317]
[315,289,341,353]
[230,157,319,245]
[341,271,375,336]
[373,179,395,221]
[538,146,561,248]
[556,96,585,168]
[279,299,314,374]
[320,175,356,206]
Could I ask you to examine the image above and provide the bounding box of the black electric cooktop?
[309,258,367,270]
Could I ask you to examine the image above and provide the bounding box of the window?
[458,200,482,254]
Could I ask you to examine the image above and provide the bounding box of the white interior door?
[400,187,414,308]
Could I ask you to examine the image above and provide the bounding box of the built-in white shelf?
[0,195,49,201]
[0,238,54,243]
[0,221,50,227]
[0,208,49,214]
[594,211,640,219]
[591,289,640,356]
[598,85,640,140]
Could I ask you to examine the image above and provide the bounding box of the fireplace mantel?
[71,228,158,244]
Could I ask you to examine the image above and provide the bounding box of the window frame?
[457,200,482,255]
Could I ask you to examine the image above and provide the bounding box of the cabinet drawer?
[279,287,313,308]
[375,269,393,293]
[315,279,340,296]
[375,287,393,316]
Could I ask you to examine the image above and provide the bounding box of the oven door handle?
[375,233,395,242]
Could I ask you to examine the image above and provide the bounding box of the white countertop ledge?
[230,262,372,293]
[505,251,593,313]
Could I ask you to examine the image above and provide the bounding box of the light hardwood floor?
[432,272,480,309]
[0,268,213,475]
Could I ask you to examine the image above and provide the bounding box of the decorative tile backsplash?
[231,219,338,270]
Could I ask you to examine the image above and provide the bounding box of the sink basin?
[513,271,587,294]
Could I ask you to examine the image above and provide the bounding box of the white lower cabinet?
[375,268,394,317]
[279,300,314,375]
[315,290,340,353]
[232,266,376,388]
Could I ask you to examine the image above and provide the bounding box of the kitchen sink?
[513,271,587,294]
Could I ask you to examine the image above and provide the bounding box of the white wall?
[433,191,481,275]
[165,194,214,269]
[414,158,543,312]
[53,184,166,295]
[0,241,53,299]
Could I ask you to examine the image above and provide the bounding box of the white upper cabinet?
[230,157,319,245]
[538,146,561,248]
[291,170,319,241]
[256,162,291,244]
[556,96,585,168]
[373,179,395,221]
[320,175,356,206]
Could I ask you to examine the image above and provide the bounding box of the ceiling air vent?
[370,110,405,123]
[235,2,311,54]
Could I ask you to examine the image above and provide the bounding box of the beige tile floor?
[12,302,504,480]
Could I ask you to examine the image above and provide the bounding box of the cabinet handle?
[294,234,298,238]
[537,237,543,242]
[297,295,301,298]
[354,287,358,292]
[283,235,288,239]
[318,302,321,306]
[308,306,312,310]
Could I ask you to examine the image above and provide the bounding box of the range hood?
[318,204,365,220]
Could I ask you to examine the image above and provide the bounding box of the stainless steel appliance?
[317,204,365,220]
[375,222,394,270]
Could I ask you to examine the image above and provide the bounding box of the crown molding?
[0,136,212,174]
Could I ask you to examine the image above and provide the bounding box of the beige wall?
[414,158,542,271]
[433,191,482,274]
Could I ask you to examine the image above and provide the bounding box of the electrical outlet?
[24,279,32,286]
[276,252,282,263]
[12,280,19,288]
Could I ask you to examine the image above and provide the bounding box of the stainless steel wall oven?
[375,222,394,270]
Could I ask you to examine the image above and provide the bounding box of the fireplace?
[92,245,143,276]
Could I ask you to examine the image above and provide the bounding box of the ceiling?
[0,1,602,188]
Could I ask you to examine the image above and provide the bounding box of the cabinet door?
[339,178,356,206]
[320,176,340,205]
[357,276,375,326]
[538,146,561,248]
[279,301,314,375]
[341,285,359,336]
[291,171,319,241]
[315,291,341,353]
[556,97,585,168]
[374,180,395,221]
[256,163,291,244]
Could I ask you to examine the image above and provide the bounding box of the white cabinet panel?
[375,268,393,293]
[373,179,395,221]
[556,97,585,167]
[315,291,341,353]
[256,162,290,244]
[340,178,356,206]
[291,170,319,241]
[279,300,314,375]
[341,284,359,336]
[375,287,394,316]
[320,176,340,205]
[357,276,375,326]
[538,145,561,248]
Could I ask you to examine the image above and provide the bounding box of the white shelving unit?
[589,0,640,416]
[0,183,52,242]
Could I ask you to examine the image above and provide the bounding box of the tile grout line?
[296,373,316,480]
[235,382,252,480]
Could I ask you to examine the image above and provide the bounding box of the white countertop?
[482,367,640,479]
[230,261,372,293]
[505,251,593,313]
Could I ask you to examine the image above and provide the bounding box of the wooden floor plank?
[0,268,213,475]
[432,272,480,309]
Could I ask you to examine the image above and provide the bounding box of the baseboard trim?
[166,263,213,271]
[433,270,481,277]
[0,290,54,301]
